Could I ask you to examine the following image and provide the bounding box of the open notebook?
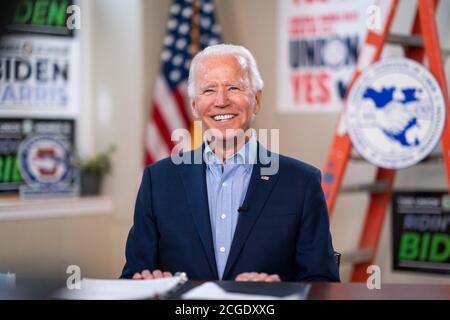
[53,273,188,300]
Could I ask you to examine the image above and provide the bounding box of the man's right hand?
[132,269,173,280]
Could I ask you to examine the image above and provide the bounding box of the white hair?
[187,44,264,98]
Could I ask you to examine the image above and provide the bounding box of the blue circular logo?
[18,134,73,188]
[345,57,445,169]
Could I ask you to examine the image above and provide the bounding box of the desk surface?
[2,279,449,300]
[307,283,450,300]
[170,281,450,300]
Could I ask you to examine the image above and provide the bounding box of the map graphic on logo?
[345,58,445,169]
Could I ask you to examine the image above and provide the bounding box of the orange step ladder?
[321,0,450,282]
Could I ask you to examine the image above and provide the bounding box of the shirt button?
[221,214,227,220]
[222,181,228,187]
[219,246,226,253]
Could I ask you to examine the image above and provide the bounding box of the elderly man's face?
[191,54,261,141]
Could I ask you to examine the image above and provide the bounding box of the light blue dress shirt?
[204,133,257,279]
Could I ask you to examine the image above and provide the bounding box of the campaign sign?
[2,0,76,37]
[276,0,371,113]
[18,132,78,198]
[0,35,80,117]
[0,118,74,192]
[393,191,450,275]
[346,57,445,169]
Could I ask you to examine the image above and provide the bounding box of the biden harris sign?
[345,57,445,169]
[0,36,79,117]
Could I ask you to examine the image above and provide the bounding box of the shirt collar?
[203,130,257,173]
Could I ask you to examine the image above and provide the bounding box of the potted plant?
[73,145,116,196]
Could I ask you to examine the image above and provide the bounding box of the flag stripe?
[146,120,170,161]
[144,149,154,165]
[173,87,192,127]
[154,76,187,132]
[152,104,175,151]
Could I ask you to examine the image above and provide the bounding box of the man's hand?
[235,272,281,282]
[132,269,173,280]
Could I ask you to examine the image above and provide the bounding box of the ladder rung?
[351,153,443,164]
[340,249,373,264]
[350,153,365,161]
[340,181,389,194]
[387,33,450,57]
[387,33,423,47]
[419,153,443,164]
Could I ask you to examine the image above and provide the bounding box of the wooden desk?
[3,279,449,300]
[307,283,450,300]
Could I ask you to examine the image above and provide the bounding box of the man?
[121,44,340,282]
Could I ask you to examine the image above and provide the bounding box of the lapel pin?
[261,176,270,181]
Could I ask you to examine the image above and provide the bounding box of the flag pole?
[190,0,203,149]
[191,0,201,55]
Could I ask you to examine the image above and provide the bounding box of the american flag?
[145,0,222,165]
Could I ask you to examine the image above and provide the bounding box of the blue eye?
[229,86,239,91]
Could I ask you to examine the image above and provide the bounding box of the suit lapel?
[222,144,280,279]
[178,148,219,280]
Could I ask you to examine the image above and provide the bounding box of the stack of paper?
[54,275,186,300]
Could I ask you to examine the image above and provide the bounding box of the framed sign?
[276,0,372,113]
[393,191,450,275]
[0,118,75,192]
[0,35,79,117]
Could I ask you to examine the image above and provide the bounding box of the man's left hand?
[235,272,281,282]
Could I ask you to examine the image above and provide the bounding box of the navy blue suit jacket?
[121,144,340,281]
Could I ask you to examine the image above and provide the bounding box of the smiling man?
[190,51,261,162]
[121,44,340,282]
